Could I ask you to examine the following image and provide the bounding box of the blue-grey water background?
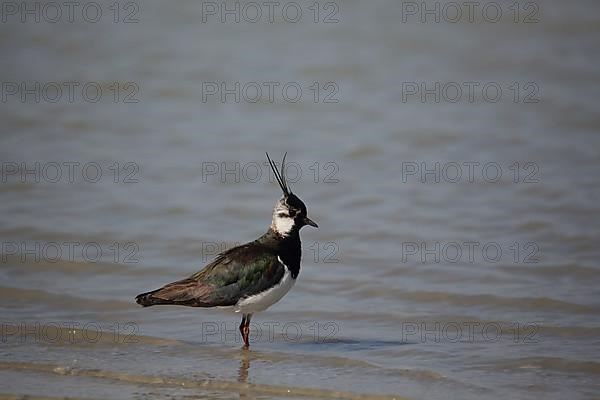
[1,0,599,399]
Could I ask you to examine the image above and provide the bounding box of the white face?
[272,198,295,236]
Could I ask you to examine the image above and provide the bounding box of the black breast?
[257,229,302,279]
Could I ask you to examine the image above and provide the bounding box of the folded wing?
[135,243,284,308]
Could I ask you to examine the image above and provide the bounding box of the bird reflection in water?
[237,351,251,399]
[238,351,250,383]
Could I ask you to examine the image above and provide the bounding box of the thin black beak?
[303,216,318,228]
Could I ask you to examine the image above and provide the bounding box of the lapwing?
[135,153,318,348]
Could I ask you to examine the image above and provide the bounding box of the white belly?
[232,257,296,314]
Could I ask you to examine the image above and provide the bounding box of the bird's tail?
[135,288,179,307]
[135,278,209,307]
[135,289,168,307]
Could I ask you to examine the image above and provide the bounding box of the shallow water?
[1,0,600,399]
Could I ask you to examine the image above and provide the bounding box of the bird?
[135,153,318,348]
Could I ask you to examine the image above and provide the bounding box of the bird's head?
[266,153,318,237]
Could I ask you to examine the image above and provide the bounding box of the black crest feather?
[266,152,290,195]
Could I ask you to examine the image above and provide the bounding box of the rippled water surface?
[1,0,600,399]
